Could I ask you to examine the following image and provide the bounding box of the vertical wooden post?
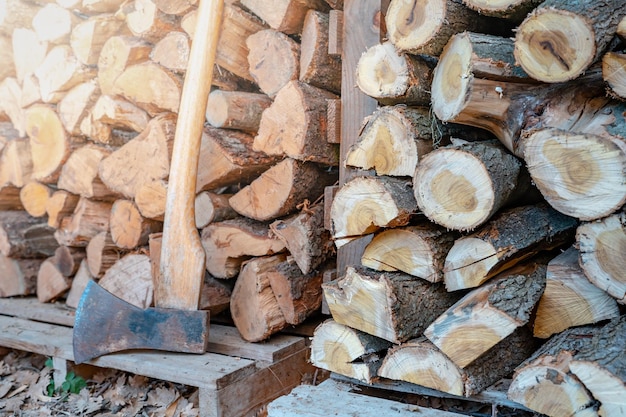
[336,0,387,274]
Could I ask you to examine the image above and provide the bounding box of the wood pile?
[310,1,626,416]
[0,0,342,343]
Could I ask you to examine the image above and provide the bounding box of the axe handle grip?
[158,0,223,310]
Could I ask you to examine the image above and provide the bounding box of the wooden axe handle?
[158,0,223,310]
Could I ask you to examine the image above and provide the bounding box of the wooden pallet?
[0,298,316,417]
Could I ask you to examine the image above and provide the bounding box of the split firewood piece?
[65,259,94,309]
[0,77,25,137]
[99,113,176,198]
[200,217,287,279]
[112,62,182,115]
[0,211,58,258]
[0,0,40,37]
[21,74,42,109]
[240,0,330,34]
[567,316,626,417]
[11,28,47,84]
[425,258,548,369]
[37,257,72,303]
[414,140,533,232]
[576,210,626,304]
[97,35,152,96]
[0,186,24,211]
[34,45,97,103]
[19,181,52,218]
[205,90,272,133]
[135,180,167,221]
[310,319,392,383]
[181,2,264,82]
[533,246,620,339]
[150,31,190,73]
[461,0,542,21]
[361,223,459,283]
[229,158,337,222]
[98,253,153,308]
[230,254,289,342]
[269,203,333,275]
[86,231,125,278]
[323,266,462,344]
[443,203,578,291]
[79,110,112,144]
[153,0,197,15]
[57,80,100,136]
[91,94,150,133]
[508,322,614,417]
[514,0,626,83]
[0,137,33,188]
[603,52,626,101]
[266,258,325,325]
[331,176,417,248]
[0,35,14,81]
[0,255,41,297]
[80,0,127,14]
[70,14,131,66]
[46,190,80,228]
[53,197,112,247]
[109,199,162,249]
[24,104,72,184]
[196,125,281,192]
[58,144,120,201]
[300,10,341,94]
[355,42,435,106]
[31,3,80,44]
[524,128,626,221]
[345,106,486,176]
[385,0,510,56]
[53,245,86,277]
[194,191,237,229]
[123,0,180,43]
[247,29,301,98]
[379,333,539,397]
[254,80,339,165]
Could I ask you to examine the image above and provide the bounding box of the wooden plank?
[0,315,257,389]
[0,297,75,326]
[336,0,387,275]
[267,379,467,416]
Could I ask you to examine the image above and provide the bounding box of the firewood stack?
[310,0,626,416]
[0,0,342,342]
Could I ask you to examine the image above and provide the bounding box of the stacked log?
[0,0,343,342]
[312,1,626,415]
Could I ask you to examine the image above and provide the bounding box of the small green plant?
[45,357,87,396]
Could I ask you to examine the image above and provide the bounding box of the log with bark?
[0,211,59,259]
[194,191,237,229]
[310,319,392,383]
[443,203,578,291]
[299,10,341,94]
[576,209,626,304]
[253,80,339,165]
[514,0,626,83]
[532,246,620,339]
[228,158,337,222]
[323,266,462,344]
[205,90,272,133]
[122,0,180,44]
[424,258,547,369]
[269,203,334,275]
[330,176,417,248]
[355,42,435,106]
[361,223,459,283]
[461,0,542,21]
[246,28,301,98]
[0,255,41,298]
[200,217,287,279]
[509,316,626,417]
[0,186,24,211]
[602,51,626,101]
[413,140,535,231]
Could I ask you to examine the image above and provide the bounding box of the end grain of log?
[97,35,152,96]
[19,181,52,218]
[240,0,330,35]
[0,255,41,297]
[58,144,119,201]
[205,90,271,132]
[109,199,162,249]
[98,253,153,309]
[46,190,80,229]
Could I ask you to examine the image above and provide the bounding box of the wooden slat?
[336,0,387,275]
[267,379,467,416]
[0,297,306,362]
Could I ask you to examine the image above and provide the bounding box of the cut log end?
[356,42,410,100]
[385,0,446,53]
[514,8,595,83]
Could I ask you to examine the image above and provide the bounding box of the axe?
[73,0,224,365]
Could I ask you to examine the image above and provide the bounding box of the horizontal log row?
[0,0,344,342]
[315,1,626,416]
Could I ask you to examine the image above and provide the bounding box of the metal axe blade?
[73,280,210,364]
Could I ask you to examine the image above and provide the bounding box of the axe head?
[73,280,210,364]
